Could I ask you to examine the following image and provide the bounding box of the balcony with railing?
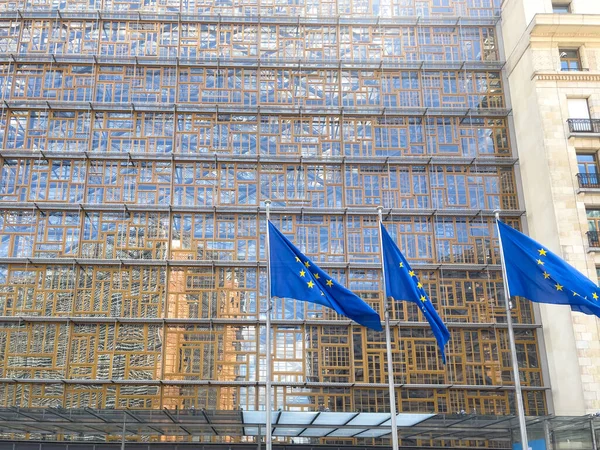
[587,231,600,248]
[577,173,600,189]
[568,119,600,134]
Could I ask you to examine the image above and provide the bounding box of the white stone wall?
[570,0,600,14]
[502,0,600,25]
[528,70,600,415]
[502,0,600,415]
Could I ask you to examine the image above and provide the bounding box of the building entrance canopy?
[1,407,593,443]
[241,411,435,438]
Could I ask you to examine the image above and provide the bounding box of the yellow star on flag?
[307,281,315,288]
[543,272,550,279]
[417,282,423,289]
[573,291,579,297]
[399,262,404,268]
[555,283,563,291]
[420,295,427,302]
[299,270,306,277]
[326,279,333,287]
[409,270,416,277]
[593,292,599,300]
[313,273,320,279]
[536,259,544,265]
[304,261,310,268]
[295,256,301,262]
[320,291,324,296]
[538,249,547,256]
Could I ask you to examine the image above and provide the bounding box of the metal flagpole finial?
[377,205,384,222]
[493,209,501,221]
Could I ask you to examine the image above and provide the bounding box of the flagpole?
[377,206,399,450]
[495,210,529,450]
[264,199,273,450]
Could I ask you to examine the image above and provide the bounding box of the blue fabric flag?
[498,220,600,317]
[380,223,451,363]
[268,221,382,331]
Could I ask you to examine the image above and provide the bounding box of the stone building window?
[568,98,591,120]
[587,210,600,247]
[577,154,599,188]
[577,153,598,174]
[552,3,571,14]
[567,98,598,133]
[560,49,582,71]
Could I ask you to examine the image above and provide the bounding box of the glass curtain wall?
[0,0,546,447]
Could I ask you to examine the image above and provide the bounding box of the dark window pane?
[553,4,570,13]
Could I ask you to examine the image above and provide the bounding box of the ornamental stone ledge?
[533,71,600,82]
[568,132,600,142]
[529,13,600,38]
[575,188,600,195]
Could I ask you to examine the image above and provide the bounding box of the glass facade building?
[0,0,548,446]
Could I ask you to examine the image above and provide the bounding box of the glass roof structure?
[241,411,435,438]
[1,407,594,444]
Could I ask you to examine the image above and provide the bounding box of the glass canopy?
[241,411,434,438]
[2,407,589,443]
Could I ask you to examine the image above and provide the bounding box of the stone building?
[502,0,600,417]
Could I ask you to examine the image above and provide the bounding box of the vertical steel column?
[377,206,399,450]
[544,419,553,450]
[121,412,126,450]
[257,425,262,450]
[495,210,529,450]
[264,199,273,450]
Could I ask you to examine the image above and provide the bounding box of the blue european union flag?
[498,220,600,317]
[268,221,382,331]
[380,223,451,363]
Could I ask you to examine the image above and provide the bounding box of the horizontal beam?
[0,256,503,271]
[0,150,519,167]
[1,100,512,118]
[0,11,500,26]
[0,202,524,218]
[0,378,549,391]
[0,441,514,450]
[0,54,504,71]
[0,315,542,329]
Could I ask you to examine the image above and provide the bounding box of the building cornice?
[528,13,600,38]
[532,71,600,82]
